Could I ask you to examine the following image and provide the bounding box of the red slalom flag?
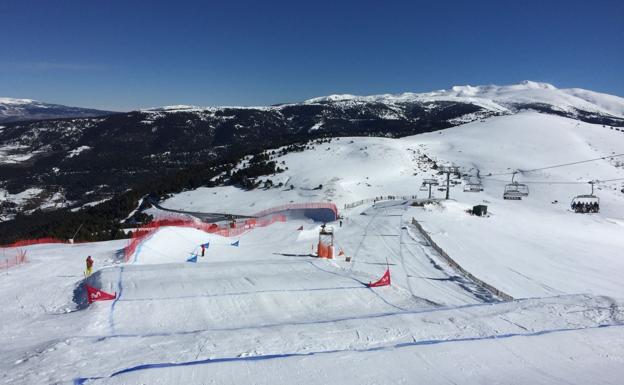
[86,285,117,304]
[338,249,345,256]
[367,269,391,287]
[297,225,304,231]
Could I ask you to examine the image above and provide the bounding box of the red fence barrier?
[123,214,287,262]
[1,237,67,248]
[1,249,27,270]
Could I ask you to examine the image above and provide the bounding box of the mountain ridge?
[1,81,623,228]
[0,97,115,123]
[304,81,624,118]
[4,81,624,119]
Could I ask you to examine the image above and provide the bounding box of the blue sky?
[1,0,622,111]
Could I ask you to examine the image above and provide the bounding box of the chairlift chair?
[503,172,529,200]
[463,182,483,193]
[571,182,600,213]
[419,184,428,192]
[503,183,529,200]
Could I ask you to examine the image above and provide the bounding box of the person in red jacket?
[85,256,94,276]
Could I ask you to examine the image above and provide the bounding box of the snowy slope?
[2,204,623,384]
[403,113,624,298]
[2,110,624,384]
[158,112,624,299]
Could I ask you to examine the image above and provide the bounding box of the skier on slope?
[201,244,206,257]
[85,256,94,277]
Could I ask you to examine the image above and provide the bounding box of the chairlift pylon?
[421,179,439,199]
[503,172,529,200]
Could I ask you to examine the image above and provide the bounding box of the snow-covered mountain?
[1,81,623,227]
[0,97,115,123]
[305,80,624,122]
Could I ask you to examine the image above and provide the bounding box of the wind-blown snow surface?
[2,112,624,384]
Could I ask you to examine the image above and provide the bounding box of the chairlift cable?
[482,153,624,177]
[486,177,624,185]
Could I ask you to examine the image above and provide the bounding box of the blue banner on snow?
[187,255,198,263]
[231,240,239,247]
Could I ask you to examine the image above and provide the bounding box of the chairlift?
[503,172,529,200]
[463,182,483,193]
[419,184,428,192]
[571,182,600,213]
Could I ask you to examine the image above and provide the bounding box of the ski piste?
[2,111,624,384]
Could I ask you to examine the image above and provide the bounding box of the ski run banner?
[86,285,117,303]
[367,269,391,287]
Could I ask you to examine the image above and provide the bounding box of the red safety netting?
[1,249,27,270]
[253,202,338,219]
[1,237,67,248]
[123,214,287,262]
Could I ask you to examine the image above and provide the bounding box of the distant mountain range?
[1,81,623,223]
[0,98,114,123]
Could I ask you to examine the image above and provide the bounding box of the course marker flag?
[231,240,239,247]
[86,285,117,304]
[187,255,198,263]
[297,225,304,231]
[367,269,391,287]
[201,242,210,248]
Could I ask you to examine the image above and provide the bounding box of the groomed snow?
[2,204,623,384]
